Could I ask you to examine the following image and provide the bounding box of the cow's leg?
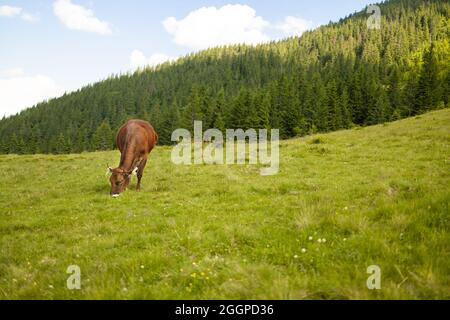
[136,158,147,191]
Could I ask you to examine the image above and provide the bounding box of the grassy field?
[0,109,449,300]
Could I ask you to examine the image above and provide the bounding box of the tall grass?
[0,109,449,299]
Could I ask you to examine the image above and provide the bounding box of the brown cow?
[108,119,158,197]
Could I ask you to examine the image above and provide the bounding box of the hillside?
[0,109,449,299]
[0,0,449,154]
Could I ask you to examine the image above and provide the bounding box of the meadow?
[0,109,449,299]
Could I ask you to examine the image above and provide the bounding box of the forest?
[0,0,448,154]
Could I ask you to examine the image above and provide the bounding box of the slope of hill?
[0,109,448,299]
[0,0,449,154]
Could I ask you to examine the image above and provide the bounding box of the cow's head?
[107,167,132,197]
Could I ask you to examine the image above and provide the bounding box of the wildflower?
[49,285,54,289]
[318,239,322,243]
[322,238,327,243]
[301,248,307,253]
[308,236,313,241]
[294,255,299,259]
[140,265,145,269]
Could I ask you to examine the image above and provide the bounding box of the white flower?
[308,236,313,241]
[301,248,307,253]
[322,238,327,243]
[318,239,322,243]
[140,265,145,269]
[294,255,299,259]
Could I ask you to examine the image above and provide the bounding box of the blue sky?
[0,0,376,117]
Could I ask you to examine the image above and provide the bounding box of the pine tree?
[350,69,365,124]
[257,92,271,129]
[314,82,329,132]
[181,87,204,131]
[212,89,226,132]
[55,133,67,154]
[340,88,352,128]
[92,121,114,151]
[228,88,248,129]
[414,43,440,114]
[327,81,342,131]
[368,87,390,125]
[0,139,8,154]
[388,66,404,116]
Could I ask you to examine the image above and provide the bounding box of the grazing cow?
[108,119,158,197]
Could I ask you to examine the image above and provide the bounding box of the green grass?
[0,109,449,300]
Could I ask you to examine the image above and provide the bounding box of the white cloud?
[53,0,112,35]
[0,70,65,117]
[0,5,22,17]
[163,4,270,50]
[21,12,39,22]
[130,50,147,69]
[1,67,25,78]
[0,5,38,22]
[276,16,313,37]
[130,50,175,69]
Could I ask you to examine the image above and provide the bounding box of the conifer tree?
[92,121,113,151]
[414,43,440,114]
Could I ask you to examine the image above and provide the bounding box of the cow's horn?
[106,166,113,176]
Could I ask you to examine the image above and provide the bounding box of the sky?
[0,0,377,117]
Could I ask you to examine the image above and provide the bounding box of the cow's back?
[116,120,157,154]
